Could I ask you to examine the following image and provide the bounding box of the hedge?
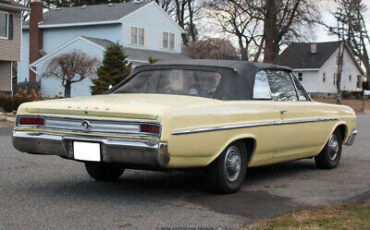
[0,89,41,112]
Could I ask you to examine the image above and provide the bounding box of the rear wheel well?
[335,125,347,142]
[239,138,256,164]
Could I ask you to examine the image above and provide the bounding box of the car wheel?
[315,130,342,169]
[85,162,125,181]
[207,142,248,194]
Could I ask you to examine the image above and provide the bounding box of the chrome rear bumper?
[12,131,170,167]
[345,129,358,146]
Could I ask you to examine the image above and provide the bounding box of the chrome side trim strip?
[171,118,339,135]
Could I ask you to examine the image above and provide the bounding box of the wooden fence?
[13,80,41,94]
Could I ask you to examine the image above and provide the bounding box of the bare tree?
[14,0,31,21]
[323,0,370,90]
[185,38,238,59]
[155,0,175,15]
[43,51,99,98]
[206,0,264,61]
[173,0,201,46]
[229,0,319,63]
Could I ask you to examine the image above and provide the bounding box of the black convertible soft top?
[135,59,291,73]
[113,59,292,100]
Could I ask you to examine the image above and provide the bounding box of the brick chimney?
[29,0,43,82]
[310,43,317,55]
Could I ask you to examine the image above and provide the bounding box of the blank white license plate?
[73,142,101,162]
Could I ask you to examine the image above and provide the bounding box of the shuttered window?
[169,33,175,49]
[130,26,145,46]
[162,32,175,50]
[0,11,8,39]
[8,14,13,40]
[138,28,144,45]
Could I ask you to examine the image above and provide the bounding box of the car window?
[113,69,222,98]
[291,73,310,101]
[253,71,272,100]
[266,70,298,101]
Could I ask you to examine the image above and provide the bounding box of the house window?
[169,33,175,49]
[131,27,145,46]
[333,73,336,86]
[298,72,303,81]
[349,75,352,81]
[323,72,326,82]
[0,11,8,39]
[162,32,175,50]
[357,76,362,88]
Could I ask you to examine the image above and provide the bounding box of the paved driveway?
[0,115,369,230]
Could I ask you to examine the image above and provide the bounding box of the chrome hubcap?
[328,134,340,161]
[224,146,242,182]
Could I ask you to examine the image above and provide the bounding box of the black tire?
[207,142,248,194]
[85,162,125,181]
[315,129,343,169]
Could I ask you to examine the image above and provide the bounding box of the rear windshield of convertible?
[113,69,222,99]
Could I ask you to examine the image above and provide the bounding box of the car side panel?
[272,101,332,160]
[161,101,356,168]
[161,101,280,167]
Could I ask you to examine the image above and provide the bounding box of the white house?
[275,41,364,96]
[19,0,188,98]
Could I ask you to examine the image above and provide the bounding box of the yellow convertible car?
[13,60,357,193]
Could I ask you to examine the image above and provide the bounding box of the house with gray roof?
[275,41,364,96]
[0,0,28,94]
[19,0,188,98]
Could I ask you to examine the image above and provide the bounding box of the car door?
[288,73,331,156]
[250,70,281,164]
[265,70,320,159]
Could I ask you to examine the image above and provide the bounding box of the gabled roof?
[81,37,189,62]
[123,47,189,63]
[23,1,184,32]
[82,36,115,49]
[31,36,189,66]
[275,41,365,75]
[25,1,150,27]
[275,41,342,69]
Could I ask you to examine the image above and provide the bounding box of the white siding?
[340,48,363,92]
[32,38,104,98]
[294,47,363,93]
[19,24,122,83]
[18,30,29,83]
[121,3,183,53]
[294,70,320,93]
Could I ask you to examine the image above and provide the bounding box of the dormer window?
[130,26,145,46]
[0,11,9,39]
[162,32,175,50]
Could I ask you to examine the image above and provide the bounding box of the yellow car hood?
[22,94,222,120]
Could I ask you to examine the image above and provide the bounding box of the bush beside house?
[91,44,132,95]
[0,89,41,112]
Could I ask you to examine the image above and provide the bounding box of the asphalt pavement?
[0,115,369,230]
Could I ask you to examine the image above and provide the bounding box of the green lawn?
[241,205,370,230]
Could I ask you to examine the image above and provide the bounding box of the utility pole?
[335,18,345,104]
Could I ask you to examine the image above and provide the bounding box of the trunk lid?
[24,94,221,120]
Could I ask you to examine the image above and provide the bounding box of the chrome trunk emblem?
[81,120,91,130]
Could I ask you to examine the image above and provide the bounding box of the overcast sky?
[314,0,370,42]
[199,0,370,46]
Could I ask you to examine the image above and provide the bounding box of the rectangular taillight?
[19,117,45,126]
[140,124,160,135]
